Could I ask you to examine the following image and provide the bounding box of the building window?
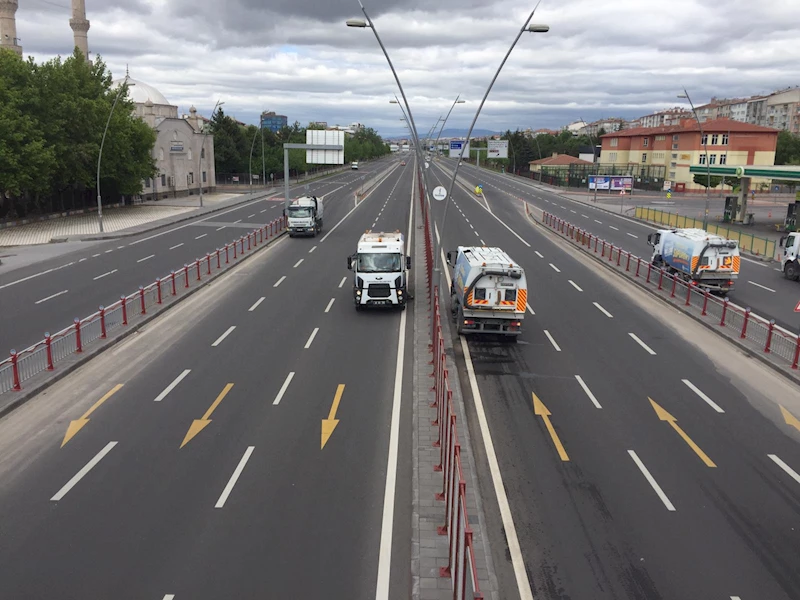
[158,148,164,161]
[672,143,679,150]
[188,149,193,161]
[701,134,708,145]
[722,134,729,145]
[699,154,706,164]
[711,134,719,145]
[201,148,205,159]
[670,162,677,168]
[709,154,717,165]
[202,171,207,183]
[671,153,678,159]
[672,134,679,141]
[610,138,619,147]
[641,153,647,162]
[669,171,676,178]
[161,174,166,187]
[719,154,727,165]
[189,172,194,184]
[643,138,649,147]
[145,178,151,188]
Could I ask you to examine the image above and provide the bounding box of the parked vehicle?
[347,231,411,310]
[287,196,324,237]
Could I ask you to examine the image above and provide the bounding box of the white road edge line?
[212,326,236,347]
[575,375,602,409]
[568,280,583,292]
[461,337,535,600]
[629,332,656,355]
[273,372,295,405]
[93,269,117,281]
[681,379,724,413]
[35,290,68,304]
[543,329,562,352]
[325,298,335,313]
[248,297,266,312]
[768,454,800,485]
[339,276,348,288]
[154,369,191,402]
[136,254,155,263]
[293,259,304,268]
[215,446,255,508]
[628,450,676,511]
[304,327,319,349]
[51,441,118,501]
[748,280,776,293]
[374,163,413,600]
[274,276,286,287]
[593,302,613,318]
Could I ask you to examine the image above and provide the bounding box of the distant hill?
[384,127,499,141]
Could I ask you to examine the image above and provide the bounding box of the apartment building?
[695,97,749,123]
[599,118,778,191]
[636,107,693,128]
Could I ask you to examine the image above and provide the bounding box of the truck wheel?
[785,262,799,281]
[456,306,465,335]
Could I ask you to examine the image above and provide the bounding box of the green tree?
[693,173,723,189]
[776,130,800,165]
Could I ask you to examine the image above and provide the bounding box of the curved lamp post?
[199,99,224,207]
[678,89,711,229]
[96,76,135,233]
[249,121,262,193]
[435,96,465,157]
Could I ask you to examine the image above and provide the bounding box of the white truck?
[446,246,526,337]
[286,196,324,237]
[347,231,411,310]
[779,231,800,280]
[646,228,740,293]
[351,161,359,170]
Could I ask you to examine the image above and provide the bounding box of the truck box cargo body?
[347,232,411,309]
[287,196,324,237]
[647,228,740,293]
[446,246,526,336]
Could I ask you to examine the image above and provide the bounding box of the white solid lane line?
[629,332,656,355]
[309,245,317,253]
[212,326,236,347]
[543,329,562,352]
[304,327,319,349]
[248,297,266,312]
[274,276,286,287]
[169,243,184,250]
[195,234,208,240]
[748,280,776,293]
[154,369,192,402]
[628,450,676,511]
[215,446,255,508]
[593,302,613,318]
[461,338,535,600]
[273,372,295,405]
[293,259,304,268]
[137,254,155,263]
[35,290,68,305]
[568,280,583,292]
[575,375,602,409]
[51,441,118,501]
[768,454,800,485]
[534,251,544,258]
[549,263,561,273]
[93,269,118,281]
[609,226,619,231]
[682,379,724,413]
[325,298,335,313]
[339,276,348,288]
[526,303,535,315]
[626,232,638,238]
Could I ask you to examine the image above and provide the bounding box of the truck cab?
[351,161,359,170]
[780,232,800,280]
[287,196,323,237]
[347,232,411,310]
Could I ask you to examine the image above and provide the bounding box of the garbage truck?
[287,196,324,237]
[646,228,740,293]
[347,231,411,310]
[446,246,527,337]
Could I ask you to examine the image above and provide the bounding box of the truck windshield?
[288,207,312,218]
[358,253,401,273]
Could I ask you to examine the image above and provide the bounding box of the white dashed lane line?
[609,226,619,231]
[626,232,638,239]
[534,251,544,259]
[593,302,613,318]
[35,290,69,305]
[169,243,184,250]
[195,234,207,240]
[93,269,117,281]
[137,254,155,263]
[543,330,562,352]
[629,332,656,355]
[549,263,561,273]
[568,280,583,292]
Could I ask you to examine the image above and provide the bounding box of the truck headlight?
[355,290,362,296]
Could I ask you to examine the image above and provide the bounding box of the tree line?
[0,49,157,220]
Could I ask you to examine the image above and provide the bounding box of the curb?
[0,229,288,420]
[525,207,800,387]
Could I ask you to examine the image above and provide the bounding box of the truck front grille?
[368,284,391,298]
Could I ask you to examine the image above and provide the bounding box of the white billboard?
[306,130,345,165]
[449,140,470,159]
[487,140,509,159]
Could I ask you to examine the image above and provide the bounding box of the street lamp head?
[677,94,688,99]
[527,24,550,33]
[346,19,368,28]
[389,100,399,104]
[456,100,465,104]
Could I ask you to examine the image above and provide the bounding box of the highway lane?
[428,161,800,600]
[0,160,415,599]
[450,160,800,331]
[0,156,399,352]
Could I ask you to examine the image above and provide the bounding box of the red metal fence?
[0,217,288,395]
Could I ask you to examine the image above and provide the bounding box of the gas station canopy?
[688,164,800,181]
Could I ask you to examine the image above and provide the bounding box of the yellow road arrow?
[321,384,345,449]
[780,405,800,432]
[649,397,716,467]
[532,392,569,461]
[181,383,234,448]
[61,384,124,447]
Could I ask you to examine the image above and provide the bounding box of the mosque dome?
[112,77,171,106]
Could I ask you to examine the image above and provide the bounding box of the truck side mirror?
[347,256,353,270]
[406,256,412,269]
[646,234,653,245]
[446,251,454,266]
[780,235,787,247]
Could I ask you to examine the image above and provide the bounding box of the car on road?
[351,161,359,170]
[400,161,406,166]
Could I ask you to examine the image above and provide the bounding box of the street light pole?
[249,123,259,193]
[435,96,465,157]
[578,117,600,203]
[199,99,224,208]
[436,6,549,276]
[96,76,134,233]
[679,89,710,229]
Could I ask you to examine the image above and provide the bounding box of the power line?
[27,0,71,11]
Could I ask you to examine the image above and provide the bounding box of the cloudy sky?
[15,0,800,136]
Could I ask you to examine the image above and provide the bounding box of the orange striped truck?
[446,246,527,337]
[647,228,740,293]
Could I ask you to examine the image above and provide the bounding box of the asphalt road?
[0,160,416,599]
[427,160,800,600]
[452,160,800,332]
[0,156,397,353]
